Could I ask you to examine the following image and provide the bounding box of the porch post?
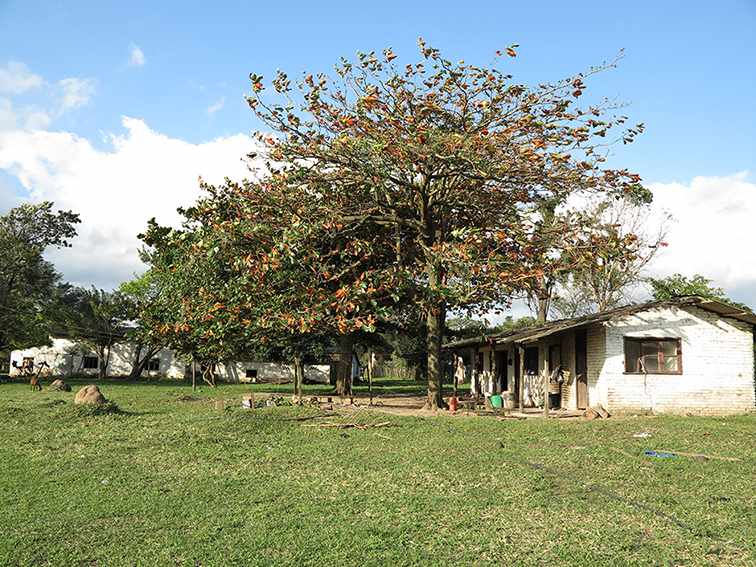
[518,344,525,413]
[543,344,550,417]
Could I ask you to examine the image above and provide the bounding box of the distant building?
[9,337,330,384]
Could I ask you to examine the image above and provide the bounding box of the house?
[9,337,330,384]
[445,296,756,415]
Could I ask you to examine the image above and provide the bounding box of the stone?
[74,385,107,405]
[583,407,600,420]
[49,379,71,392]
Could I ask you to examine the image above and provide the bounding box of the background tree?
[118,274,167,379]
[550,196,670,318]
[0,202,79,354]
[137,181,393,393]
[647,273,752,311]
[244,41,648,408]
[61,287,130,379]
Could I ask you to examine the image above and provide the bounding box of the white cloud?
[0,111,753,308]
[0,61,43,94]
[0,97,52,131]
[0,98,16,130]
[0,62,94,133]
[207,97,225,115]
[0,117,263,289]
[129,45,146,67]
[57,78,96,113]
[646,172,756,305]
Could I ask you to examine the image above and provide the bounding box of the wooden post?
[191,357,196,392]
[543,345,550,418]
[518,344,525,413]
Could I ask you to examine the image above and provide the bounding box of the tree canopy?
[0,202,80,352]
[648,273,752,311]
[140,41,649,407]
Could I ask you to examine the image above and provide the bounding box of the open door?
[495,350,508,392]
[513,349,520,404]
[575,329,588,409]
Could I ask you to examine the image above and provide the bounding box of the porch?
[448,322,600,414]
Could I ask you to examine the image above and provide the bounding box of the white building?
[447,297,756,415]
[9,337,330,384]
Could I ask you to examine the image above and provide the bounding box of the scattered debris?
[644,450,677,459]
[175,394,201,402]
[650,449,741,463]
[633,431,652,439]
[74,385,107,405]
[303,421,393,430]
[583,408,600,420]
[584,405,611,419]
[49,379,71,392]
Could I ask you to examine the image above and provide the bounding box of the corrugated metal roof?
[444,296,756,350]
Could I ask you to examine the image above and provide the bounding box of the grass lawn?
[0,379,753,566]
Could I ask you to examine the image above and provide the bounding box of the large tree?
[138,178,400,393]
[242,41,648,408]
[0,202,80,353]
[550,196,670,318]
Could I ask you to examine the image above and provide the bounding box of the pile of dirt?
[74,385,107,405]
[175,394,202,403]
[49,379,71,392]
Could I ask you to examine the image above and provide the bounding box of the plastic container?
[489,394,503,409]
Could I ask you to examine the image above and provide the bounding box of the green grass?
[0,380,753,566]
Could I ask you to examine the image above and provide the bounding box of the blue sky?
[2,0,755,180]
[1,0,755,305]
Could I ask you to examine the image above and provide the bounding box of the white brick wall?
[586,324,608,408]
[601,306,755,415]
[9,338,330,384]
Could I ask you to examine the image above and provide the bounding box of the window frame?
[623,337,683,375]
[146,358,160,372]
[82,355,99,370]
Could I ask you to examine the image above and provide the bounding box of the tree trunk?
[129,344,159,379]
[97,345,108,380]
[334,335,354,397]
[537,296,549,324]
[293,354,304,397]
[130,344,144,378]
[424,300,447,410]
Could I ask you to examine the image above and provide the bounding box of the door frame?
[575,329,588,409]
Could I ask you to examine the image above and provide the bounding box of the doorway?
[495,350,508,392]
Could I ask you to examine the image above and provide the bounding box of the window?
[624,338,682,374]
[82,356,98,370]
[245,369,258,380]
[146,358,160,372]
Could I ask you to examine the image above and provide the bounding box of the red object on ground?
[449,397,458,413]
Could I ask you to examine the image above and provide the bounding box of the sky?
[0,0,755,311]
